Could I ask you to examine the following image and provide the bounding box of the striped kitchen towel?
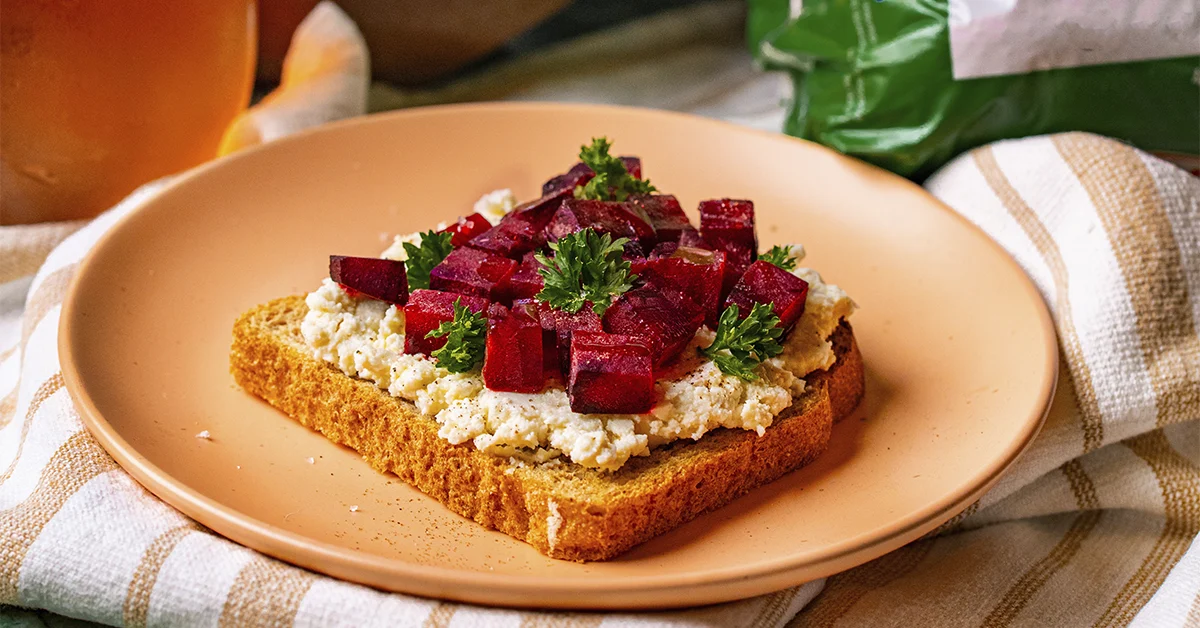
[1,132,1196,626]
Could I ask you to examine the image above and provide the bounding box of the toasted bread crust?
[230,296,864,561]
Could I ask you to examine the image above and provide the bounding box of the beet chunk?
[403,289,490,356]
[468,192,566,258]
[439,213,492,247]
[508,251,544,301]
[514,299,561,378]
[629,194,692,244]
[542,162,594,197]
[699,199,757,294]
[678,228,709,250]
[637,246,726,328]
[568,331,655,414]
[483,304,545,393]
[545,198,656,246]
[725,260,810,333]
[542,156,641,197]
[429,246,517,302]
[603,284,704,367]
[536,303,603,374]
[619,156,642,179]
[329,255,409,305]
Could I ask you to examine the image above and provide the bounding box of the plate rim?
[58,101,1059,609]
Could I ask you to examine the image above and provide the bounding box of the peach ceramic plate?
[60,103,1056,609]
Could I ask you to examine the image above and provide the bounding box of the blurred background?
[2,0,1197,225]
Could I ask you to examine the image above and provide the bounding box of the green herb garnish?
[425,298,487,373]
[759,245,798,272]
[402,230,454,290]
[535,228,636,316]
[574,137,656,202]
[700,303,784,380]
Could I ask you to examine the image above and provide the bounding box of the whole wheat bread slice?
[230,296,864,561]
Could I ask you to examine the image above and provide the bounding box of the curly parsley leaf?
[759,245,798,272]
[425,298,487,373]
[700,303,784,380]
[574,137,656,202]
[535,228,636,316]
[402,230,454,290]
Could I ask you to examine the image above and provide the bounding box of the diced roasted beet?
[721,245,755,298]
[514,299,560,377]
[541,157,640,197]
[568,331,655,414]
[699,199,757,295]
[438,213,492,247]
[542,162,594,197]
[467,192,566,258]
[603,284,704,367]
[483,305,545,393]
[329,255,409,305]
[429,246,517,302]
[678,228,709,250]
[619,156,642,179]
[637,246,726,328]
[725,260,811,333]
[508,251,544,301]
[536,303,603,374]
[699,199,756,249]
[629,195,692,244]
[403,290,490,356]
[545,198,657,246]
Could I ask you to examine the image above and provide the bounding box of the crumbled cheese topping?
[473,189,518,225]
[299,192,855,471]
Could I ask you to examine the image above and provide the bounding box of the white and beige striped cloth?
[2,134,1198,627]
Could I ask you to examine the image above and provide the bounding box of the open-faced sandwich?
[230,138,863,561]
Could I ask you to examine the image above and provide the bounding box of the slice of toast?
[230,296,864,561]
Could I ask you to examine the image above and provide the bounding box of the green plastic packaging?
[747,0,1200,180]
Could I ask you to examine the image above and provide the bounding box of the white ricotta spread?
[301,191,855,471]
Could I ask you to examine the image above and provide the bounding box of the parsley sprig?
[575,137,656,202]
[759,245,798,272]
[425,298,487,373]
[402,230,454,290]
[535,228,636,316]
[700,303,784,380]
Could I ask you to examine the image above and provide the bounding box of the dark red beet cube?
[637,246,726,328]
[439,213,492,247]
[483,305,545,393]
[545,198,656,245]
[536,303,603,374]
[508,251,544,301]
[603,284,704,367]
[541,157,640,197]
[568,331,655,414]
[678,228,709,250]
[403,289,490,356]
[699,199,757,293]
[514,299,561,377]
[725,260,810,333]
[630,195,692,244]
[619,156,642,179]
[699,199,756,249]
[429,246,517,302]
[329,255,409,305]
[468,192,566,258]
[542,162,594,197]
[720,245,755,298]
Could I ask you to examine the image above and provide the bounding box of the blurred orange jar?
[1,0,256,224]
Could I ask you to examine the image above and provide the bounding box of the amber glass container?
[1,0,256,224]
